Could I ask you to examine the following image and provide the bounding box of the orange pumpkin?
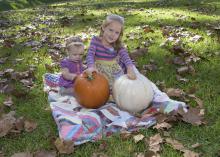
[74,72,110,109]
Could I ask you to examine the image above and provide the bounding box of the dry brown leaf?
[0,151,4,157]
[176,75,189,83]
[3,96,13,107]
[143,25,154,33]
[183,150,200,157]
[191,143,201,148]
[142,63,158,72]
[189,35,203,42]
[148,134,163,153]
[1,84,15,94]
[188,94,203,108]
[171,45,185,55]
[91,152,108,157]
[11,152,33,157]
[145,151,160,157]
[172,57,186,65]
[130,48,148,60]
[165,88,185,98]
[165,138,185,151]
[133,134,145,143]
[177,66,190,75]
[20,79,34,88]
[0,111,16,137]
[15,117,25,131]
[134,152,145,157]
[98,141,107,151]
[153,122,172,130]
[34,150,57,157]
[181,108,203,126]
[120,131,132,140]
[54,138,74,154]
[24,119,37,132]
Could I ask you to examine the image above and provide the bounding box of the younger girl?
[59,36,85,95]
[86,14,136,91]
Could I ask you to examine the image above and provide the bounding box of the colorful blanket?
[43,72,187,145]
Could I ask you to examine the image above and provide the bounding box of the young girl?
[59,36,85,96]
[86,14,136,91]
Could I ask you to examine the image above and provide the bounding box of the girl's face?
[102,21,122,46]
[68,45,84,62]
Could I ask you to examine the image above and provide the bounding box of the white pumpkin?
[112,73,154,113]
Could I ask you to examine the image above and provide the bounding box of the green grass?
[0,0,220,156]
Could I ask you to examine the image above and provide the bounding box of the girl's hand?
[85,67,98,75]
[62,68,77,81]
[127,66,137,80]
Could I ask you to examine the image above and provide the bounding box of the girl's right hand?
[85,67,98,75]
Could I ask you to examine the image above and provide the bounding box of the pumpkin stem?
[87,73,94,80]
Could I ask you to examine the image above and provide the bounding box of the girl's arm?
[86,37,98,74]
[119,48,136,80]
[86,37,96,68]
[61,68,77,81]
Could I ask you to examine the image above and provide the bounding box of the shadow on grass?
[0,0,70,11]
[53,0,220,16]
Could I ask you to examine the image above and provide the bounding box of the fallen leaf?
[120,131,132,140]
[0,84,15,94]
[34,150,56,157]
[130,48,148,60]
[165,88,185,98]
[176,75,189,83]
[171,45,185,55]
[91,152,108,157]
[189,35,203,42]
[11,152,33,157]
[24,119,37,132]
[3,96,13,107]
[134,152,145,157]
[183,149,199,157]
[148,134,163,153]
[153,122,172,130]
[143,25,154,33]
[177,66,190,75]
[0,151,4,157]
[98,141,107,151]
[133,134,145,143]
[0,111,16,137]
[165,138,185,151]
[145,151,160,157]
[191,143,201,148]
[187,94,203,108]
[15,117,24,131]
[54,138,74,154]
[172,57,186,65]
[181,108,203,126]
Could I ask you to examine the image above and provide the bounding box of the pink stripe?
[96,51,114,57]
[61,125,73,137]
[95,58,114,61]
[72,126,83,140]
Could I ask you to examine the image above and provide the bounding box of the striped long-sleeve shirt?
[86,36,133,71]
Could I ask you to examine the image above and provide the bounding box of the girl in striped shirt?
[59,36,85,95]
[86,14,137,93]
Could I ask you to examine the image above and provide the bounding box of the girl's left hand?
[127,66,137,80]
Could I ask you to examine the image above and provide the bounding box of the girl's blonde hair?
[65,36,84,53]
[100,14,124,51]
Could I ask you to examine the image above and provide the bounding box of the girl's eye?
[115,32,119,35]
[109,28,113,32]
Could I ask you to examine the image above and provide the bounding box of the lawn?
[0,0,220,156]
